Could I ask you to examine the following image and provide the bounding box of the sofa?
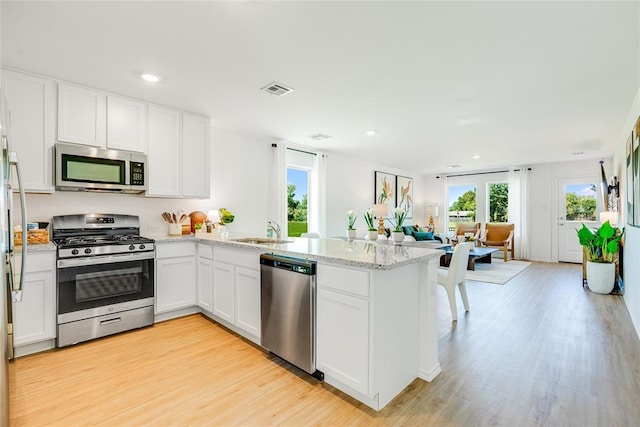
[380,225,444,243]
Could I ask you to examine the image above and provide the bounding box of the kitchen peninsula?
[155,234,444,411]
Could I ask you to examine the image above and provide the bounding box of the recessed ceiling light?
[448,164,461,169]
[141,73,161,83]
[365,130,377,136]
[472,154,481,159]
[572,151,584,155]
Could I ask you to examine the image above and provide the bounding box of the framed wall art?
[396,175,413,219]
[627,130,634,226]
[635,116,640,226]
[374,171,396,217]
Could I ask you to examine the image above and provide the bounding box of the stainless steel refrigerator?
[1,90,27,427]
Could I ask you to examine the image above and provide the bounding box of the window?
[488,182,509,222]
[287,167,309,237]
[448,184,476,231]
[564,183,597,221]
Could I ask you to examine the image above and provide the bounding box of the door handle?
[100,317,122,326]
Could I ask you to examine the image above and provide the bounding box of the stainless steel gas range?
[52,213,155,347]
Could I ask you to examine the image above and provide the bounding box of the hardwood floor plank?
[9,261,640,426]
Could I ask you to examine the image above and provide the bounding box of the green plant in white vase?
[576,220,623,294]
[346,210,357,240]
[364,208,378,241]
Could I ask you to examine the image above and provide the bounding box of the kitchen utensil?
[162,212,172,223]
[179,214,187,224]
[173,213,177,223]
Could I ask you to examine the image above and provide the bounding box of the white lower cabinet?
[212,261,235,323]
[235,266,260,338]
[316,287,370,395]
[209,247,261,342]
[197,244,213,312]
[13,251,56,347]
[155,242,196,314]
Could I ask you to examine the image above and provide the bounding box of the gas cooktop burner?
[55,234,152,247]
[52,214,155,259]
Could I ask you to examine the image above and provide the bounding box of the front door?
[558,178,600,263]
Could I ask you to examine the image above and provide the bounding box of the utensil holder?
[168,223,182,236]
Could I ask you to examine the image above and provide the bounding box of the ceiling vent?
[261,82,294,97]
[308,133,332,141]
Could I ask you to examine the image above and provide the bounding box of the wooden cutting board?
[188,211,207,233]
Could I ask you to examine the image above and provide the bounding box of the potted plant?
[364,208,378,241]
[346,210,357,240]
[577,220,623,294]
[390,207,407,245]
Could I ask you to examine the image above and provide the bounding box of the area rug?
[438,260,532,285]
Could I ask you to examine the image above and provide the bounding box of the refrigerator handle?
[9,151,25,302]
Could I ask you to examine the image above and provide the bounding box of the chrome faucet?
[267,221,281,239]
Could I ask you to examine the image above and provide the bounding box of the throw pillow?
[413,231,434,241]
[402,225,416,236]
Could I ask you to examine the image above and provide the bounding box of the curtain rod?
[271,143,317,156]
[445,167,531,178]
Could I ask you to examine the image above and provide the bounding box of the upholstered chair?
[477,223,515,262]
[448,222,481,246]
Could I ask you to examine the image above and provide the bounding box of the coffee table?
[439,247,499,271]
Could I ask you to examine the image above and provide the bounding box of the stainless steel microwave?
[55,142,147,194]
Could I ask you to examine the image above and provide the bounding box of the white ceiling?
[1,1,639,174]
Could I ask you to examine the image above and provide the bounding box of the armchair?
[448,222,480,246]
[478,223,514,262]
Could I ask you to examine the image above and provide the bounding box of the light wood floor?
[9,262,640,426]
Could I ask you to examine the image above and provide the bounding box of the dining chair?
[437,242,472,322]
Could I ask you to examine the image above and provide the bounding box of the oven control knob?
[139,244,146,250]
[129,244,136,250]
[84,248,92,254]
[72,249,79,255]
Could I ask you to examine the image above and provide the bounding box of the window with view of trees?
[287,167,309,237]
[448,185,476,231]
[564,184,597,221]
[488,182,509,222]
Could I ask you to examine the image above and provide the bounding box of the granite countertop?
[147,232,444,270]
[14,242,57,252]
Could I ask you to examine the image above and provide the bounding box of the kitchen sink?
[231,237,292,245]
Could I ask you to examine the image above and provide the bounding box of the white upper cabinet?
[147,105,181,197]
[1,69,56,192]
[107,95,147,153]
[181,113,210,199]
[57,83,107,147]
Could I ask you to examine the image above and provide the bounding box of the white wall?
[325,154,425,238]
[614,81,640,338]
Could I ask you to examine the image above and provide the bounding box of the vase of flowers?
[390,207,407,245]
[364,208,378,241]
[346,210,357,240]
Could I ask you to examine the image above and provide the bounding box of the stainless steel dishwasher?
[260,254,322,379]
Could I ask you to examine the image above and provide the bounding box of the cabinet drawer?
[317,264,369,297]
[198,243,213,260]
[214,247,259,269]
[16,252,55,273]
[156,242,196,259]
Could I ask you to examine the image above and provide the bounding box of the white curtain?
[271,142,288,236]
[309,152,328,237]
[508,167,530,260]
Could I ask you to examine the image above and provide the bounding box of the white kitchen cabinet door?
[212,261,235,323]
[1,69,56,192]
[147,105,181,197]
[155,257,197,314]
[107,95,147,153]
[181,113,210,198]
[235,267,260,338]
[316,288,370,395]
[197,256,214,312]
[58,83,106,147]
[12,252,56,346]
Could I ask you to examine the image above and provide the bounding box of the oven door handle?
[57,252,154,268]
